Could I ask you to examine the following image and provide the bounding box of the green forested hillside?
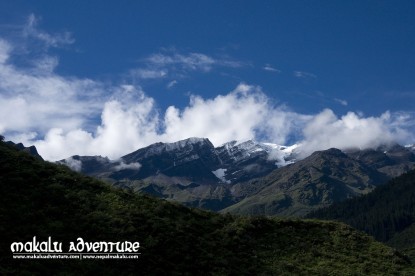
[1,140,414,275]
[308,169,415,260]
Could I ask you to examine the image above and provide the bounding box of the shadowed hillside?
[308,169,415,261]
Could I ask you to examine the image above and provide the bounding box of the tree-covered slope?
[1,140,414,275]
[308,169,415,260]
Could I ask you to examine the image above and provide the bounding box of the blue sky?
[0,1,415,160]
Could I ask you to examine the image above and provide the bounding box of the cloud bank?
[298,109,413,157]
[0,15,414,161]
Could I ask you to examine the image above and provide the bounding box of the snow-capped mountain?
[217,140,298,166]
[57,137,415,215]
[215,140,298,183]
[123,137,216,161]
[59,137,297,184]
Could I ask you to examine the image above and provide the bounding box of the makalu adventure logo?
[11,236,140,260]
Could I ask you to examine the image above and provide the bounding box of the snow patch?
[212,168,230,183]
[219,139,299,166]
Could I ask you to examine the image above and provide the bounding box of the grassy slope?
[1,141,414,275]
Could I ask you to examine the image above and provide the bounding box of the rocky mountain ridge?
[59,137,298,185]
[54,137,415,216]
[223,148,390,216]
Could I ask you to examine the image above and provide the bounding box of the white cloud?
[0,39,11,64]
[113,161,142,171]
[161,83,303,146]
[131,68,167,79]
[31,55,59,73]
[129,50,246,87]
[263,64,280,73]
[62,156,82,172]
[162,84,267,144]
[23,14,74,48]
[13,82,305,161]
[31,85,161,161]
[294,71,317,79]
[146,52,216,72]
[143,51,244,74]
[5,74,414,161]
[167,80,178,89]
[298,109,413,157]
[0,33,163,161]
[0,15,102,138]
[334,98,348,106]
[0,55,105,135]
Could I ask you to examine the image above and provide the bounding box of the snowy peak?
[214,139,298,183]
[165,137,213,151]
[261,143,299,154]
[123,137,214,161]
[219,140,266,161]
[115,137,221,182]
[217,139,298,167]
